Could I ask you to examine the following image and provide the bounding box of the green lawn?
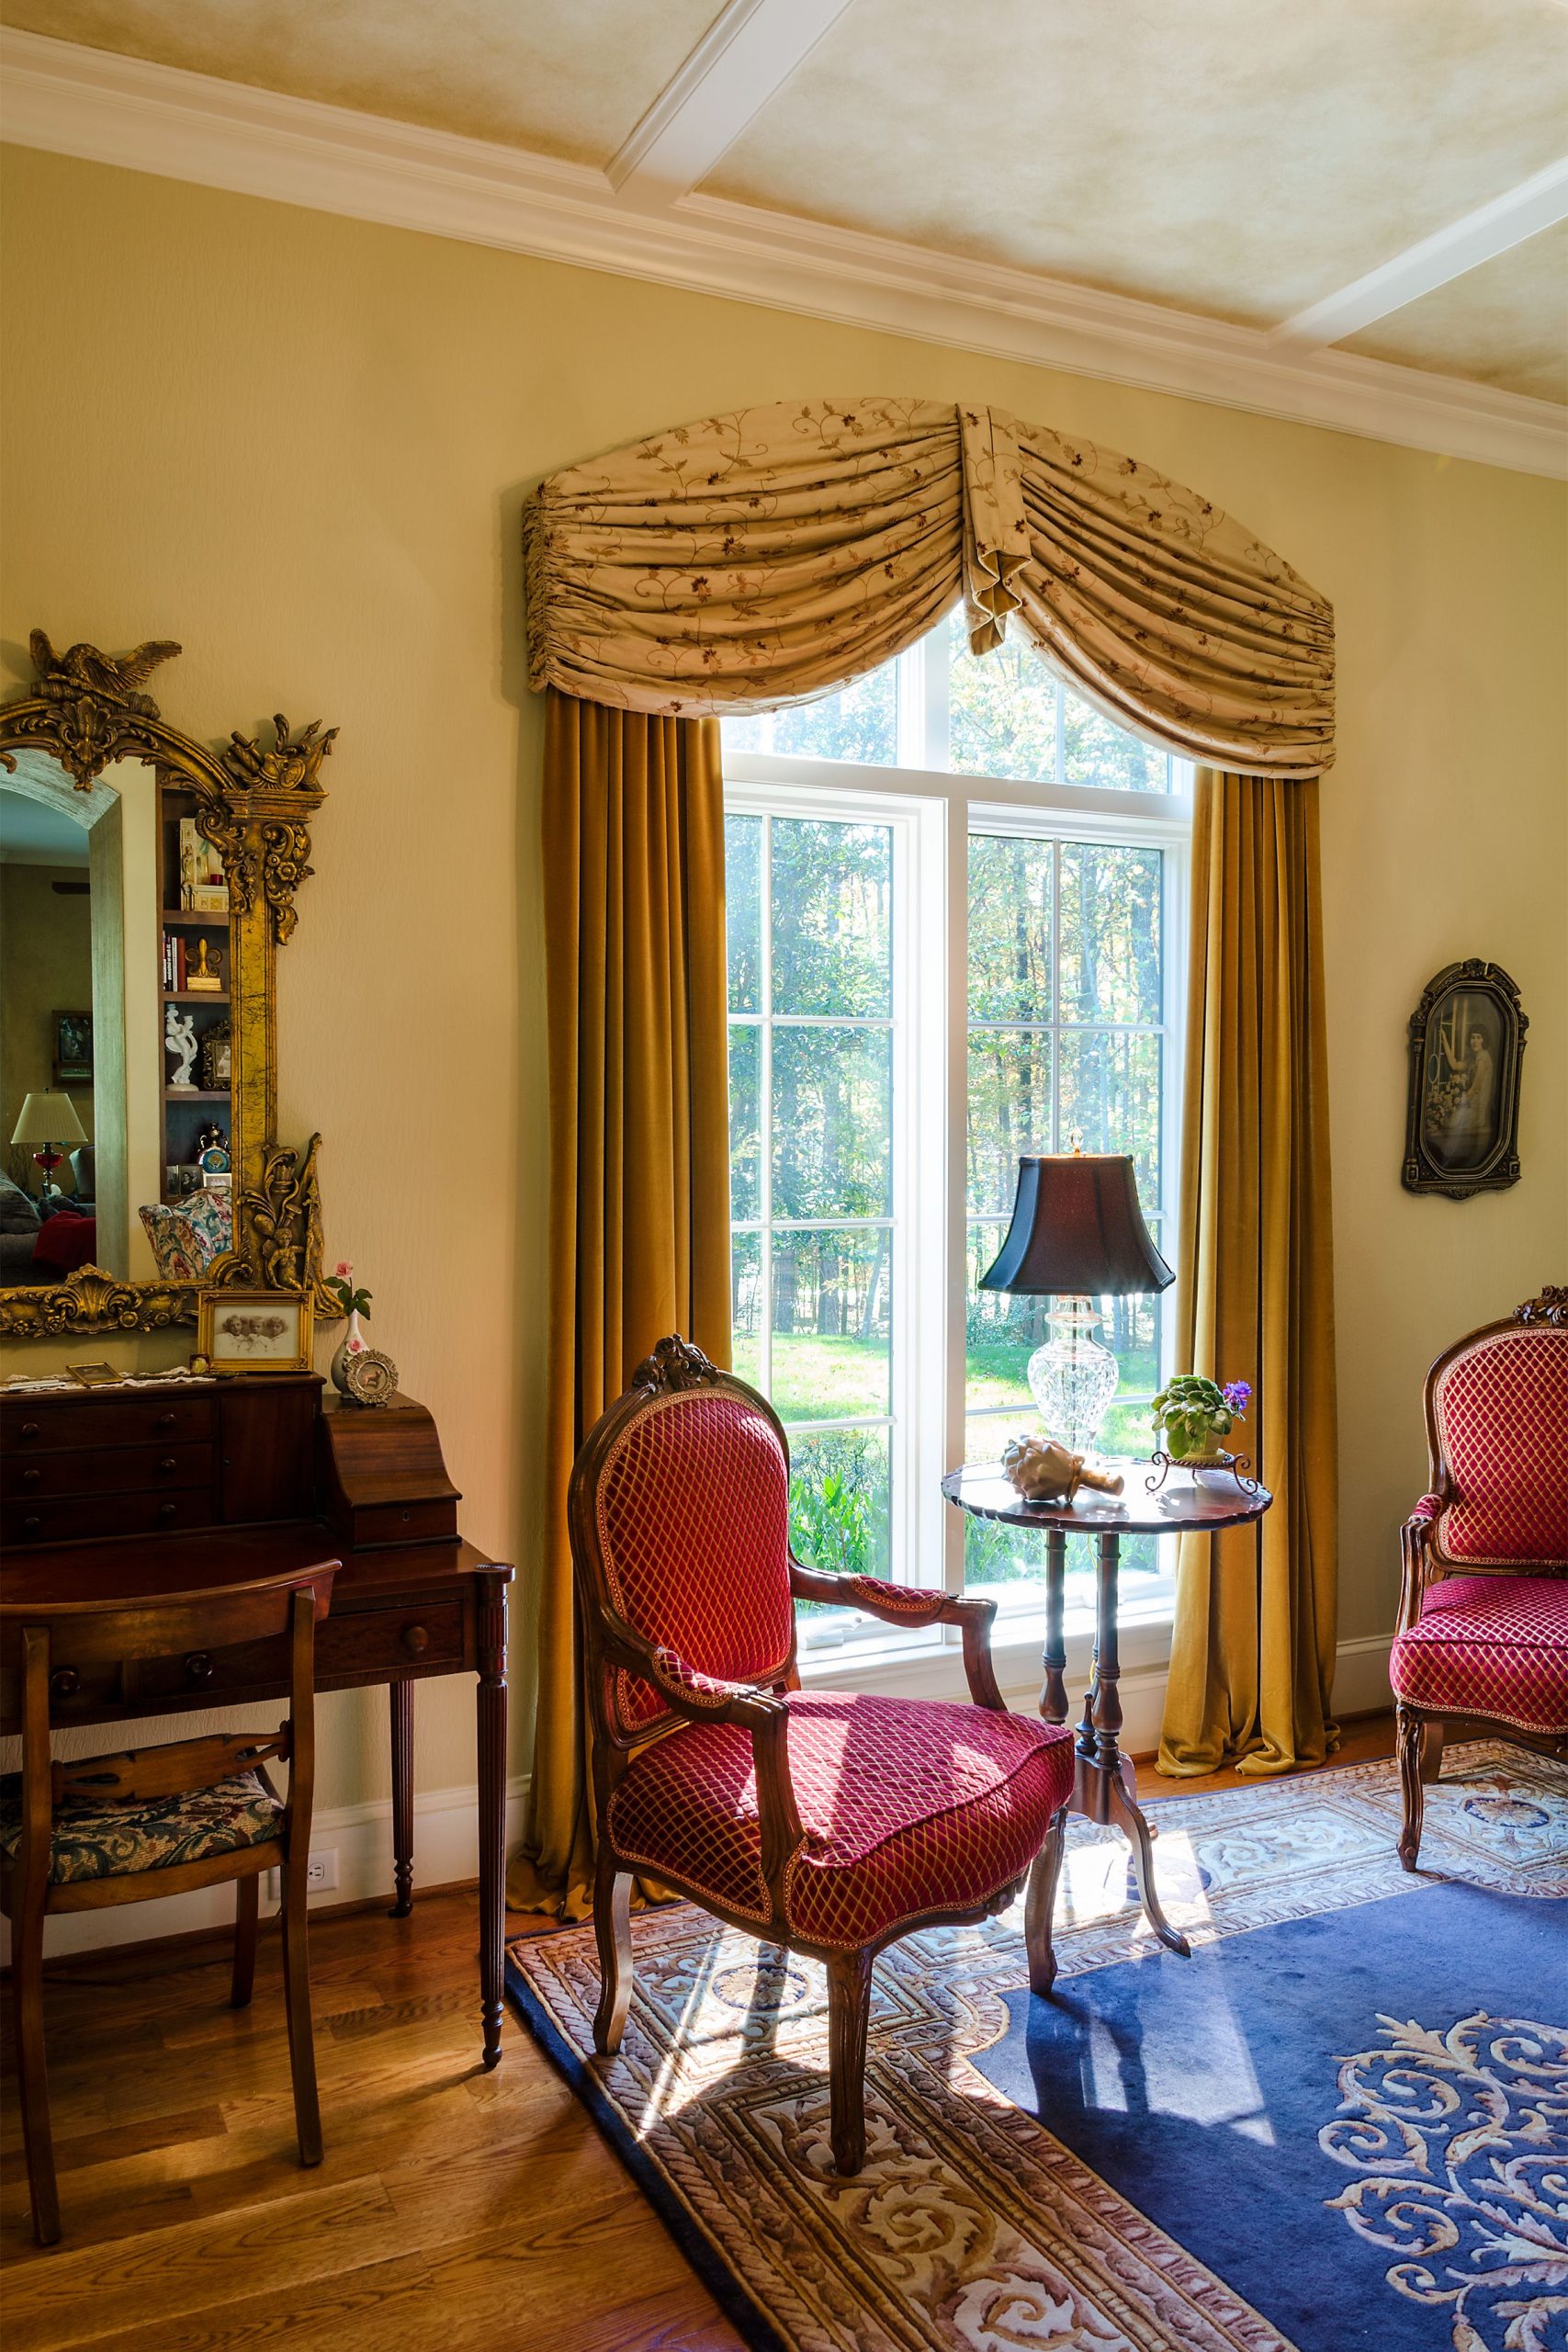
[734,1331,1157,1429]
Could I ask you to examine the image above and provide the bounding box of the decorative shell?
[1001,1433,1081,1504]
[342,1346,399,1408]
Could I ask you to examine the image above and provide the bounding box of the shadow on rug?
[506,1741,1567,2352]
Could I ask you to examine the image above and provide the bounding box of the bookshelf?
[156,782,232,1205]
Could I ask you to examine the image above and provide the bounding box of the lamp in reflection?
[979,1150,1172,1453]
[11,1088,86,1208]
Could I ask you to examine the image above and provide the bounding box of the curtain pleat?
[507,689,730,1918]
[1157,770,1338,1778]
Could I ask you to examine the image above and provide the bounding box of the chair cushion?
[1431,1328,1568,1566]
[1389,1573,1568,1737]
[596,1389,796,1742]
[0,1770,282,1886]
[607,1691,1076,1950]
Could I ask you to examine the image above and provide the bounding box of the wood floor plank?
[1,1889,740,2352]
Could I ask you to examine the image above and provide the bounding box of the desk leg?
[476,1569,509,2069]
[1039,1530,1068,1724]
[389,1681,414,1919]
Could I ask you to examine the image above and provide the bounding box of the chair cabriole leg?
[826,1948,874,2177]
[592,1849,633,2055]
[231,1871,260,2008]
[1024,1805,1070,1997]
[1396,1702,1425,1871]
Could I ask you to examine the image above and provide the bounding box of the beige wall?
[0,862,94,1176]
[2,146,1563,1811]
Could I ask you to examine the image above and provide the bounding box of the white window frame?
[723,625,1191,1684]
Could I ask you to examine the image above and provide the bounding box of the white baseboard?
[2,1773,530,1966]
[11,1630,1396,1965]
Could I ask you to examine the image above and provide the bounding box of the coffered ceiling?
[4,0,1564,454]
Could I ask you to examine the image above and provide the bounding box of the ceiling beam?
[607,0,857,199]
[1270,156,1568,349]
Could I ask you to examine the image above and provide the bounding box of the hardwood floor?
[2,1715,1394,2348]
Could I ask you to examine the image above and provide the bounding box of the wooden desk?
[0,1375,513,2066]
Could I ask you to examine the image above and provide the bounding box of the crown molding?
[4,28,1563,479]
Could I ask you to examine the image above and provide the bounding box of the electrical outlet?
[265,1849,338,1902]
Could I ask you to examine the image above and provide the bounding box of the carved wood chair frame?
[569,1334,1070,2177]
[1395,1284,1568,1867]
[0,630,337,1338]
[0,1564,336,2242]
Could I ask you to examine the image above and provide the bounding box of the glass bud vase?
[1026,1295,1119,1453]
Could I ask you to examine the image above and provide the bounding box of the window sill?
[798,1599,1173,1705]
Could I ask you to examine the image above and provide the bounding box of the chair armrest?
[593,1606,806,1907]
[787,1562,1006,1711]
[1397,1500,1444,1635]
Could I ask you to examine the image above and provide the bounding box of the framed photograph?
[1404,959,1527,1199]
[53,1010,93,1083]
[197,1287,314,1374]
[64,1361,120,1388]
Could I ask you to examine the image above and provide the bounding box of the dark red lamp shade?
[979,1154,1174,1297]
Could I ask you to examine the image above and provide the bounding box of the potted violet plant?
[1150,1374,1251,1482]
[325,1259,373,1396]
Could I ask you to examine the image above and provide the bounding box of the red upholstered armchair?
[1391,1287,1568,1869]
[570,1336,1077,2176]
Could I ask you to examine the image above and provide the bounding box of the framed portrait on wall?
[53,1010,92,1083]
[1403,960,1527,1199]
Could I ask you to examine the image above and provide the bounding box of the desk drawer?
[317,1600,467,1681]
[3,1487,215,1548]
[2,1443,215,1501]
[1,1396,215,1452]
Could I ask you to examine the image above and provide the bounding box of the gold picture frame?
[197,1285,314,1374]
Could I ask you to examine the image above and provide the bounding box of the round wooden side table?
[941,1460,1273,1956]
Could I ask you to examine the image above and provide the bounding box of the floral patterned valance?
[524,396,1335,778]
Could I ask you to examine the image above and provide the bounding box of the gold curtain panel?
[524,397,1335,778]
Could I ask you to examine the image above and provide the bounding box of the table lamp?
[11,1089,87,1206]
[979,1151,1173,1453]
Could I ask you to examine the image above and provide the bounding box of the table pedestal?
[1042,1526,1190,1957]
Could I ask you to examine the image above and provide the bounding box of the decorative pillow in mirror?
[138,1191,233,1281]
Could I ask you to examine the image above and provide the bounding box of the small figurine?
[164,1005,198,1090]
[1001,1433,1125,1507]
[187,936,223,992]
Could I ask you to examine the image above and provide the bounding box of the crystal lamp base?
[1026,1296,1119,1453]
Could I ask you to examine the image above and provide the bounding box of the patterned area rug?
[506,1744,1568,2352]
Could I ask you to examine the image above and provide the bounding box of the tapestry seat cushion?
[1429,1327,1568,1565]
[0,1770,282,1885]
[1389,1573,1568,1737]
[607,1691,1076,1948]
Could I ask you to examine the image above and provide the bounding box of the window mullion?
[759,816,773,1404]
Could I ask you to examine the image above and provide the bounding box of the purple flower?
[1221,1381,1251,1415]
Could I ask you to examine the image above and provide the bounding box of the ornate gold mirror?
[0,631,333,1338]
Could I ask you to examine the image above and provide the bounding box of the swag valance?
[524,396,1335,779]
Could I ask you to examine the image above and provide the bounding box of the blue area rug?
[510,1742,1567,2351]
[974,1882,1567,2352]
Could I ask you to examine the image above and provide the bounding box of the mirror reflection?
[0,753,233,1288]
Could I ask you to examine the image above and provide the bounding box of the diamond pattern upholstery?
[607,1692,1076,1947]
[1429,1327,1568,1565]
[596,1390,795,1740]
[1390,1573,1568,1737]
